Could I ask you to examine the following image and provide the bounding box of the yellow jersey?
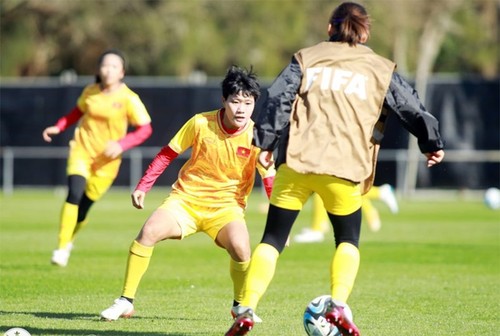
[72,83,151,158]
[168,109,270,208]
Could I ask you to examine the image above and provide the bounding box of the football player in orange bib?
[100,66,275,323]
[42,49,152,267]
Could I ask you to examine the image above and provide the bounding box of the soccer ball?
[303,295,353,336]
[484,187,500,210]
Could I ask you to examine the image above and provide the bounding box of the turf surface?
[0,188,498,335]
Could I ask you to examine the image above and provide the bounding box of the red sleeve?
[135,145,179,193]
[262,175,275,199]
[118,123,153,151]
[55,107,83,131]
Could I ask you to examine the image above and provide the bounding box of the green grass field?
[0,188,499,335]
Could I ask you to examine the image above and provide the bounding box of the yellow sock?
[230,259,250,303]
[240,243,279,310]
[71,219,89,241]
[122,240,154,299]
[312,194,329,232]
[330,242,360,302]
[57,202,78,249]
[362,197,381,232]
[364,186,380,199]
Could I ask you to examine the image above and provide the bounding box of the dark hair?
[329,2,370,46]
[95,49,127,83]
[221,65,261,101]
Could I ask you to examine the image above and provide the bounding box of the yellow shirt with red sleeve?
[142,109,273,209]
[72,83,151,158]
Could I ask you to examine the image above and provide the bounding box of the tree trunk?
[403,0,465,197]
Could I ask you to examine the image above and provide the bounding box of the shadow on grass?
[1,326,196,335]
[0,311,206,335]
[0,310,157,320]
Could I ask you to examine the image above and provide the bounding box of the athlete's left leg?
[71,193,93,240]
[225,205,298,335]
[215,217,251,302]
[56,175,86,250]
[226,165,308,335]
[318,176,361,335]
[215,218,263,322]
[328,209,361,302]
[71,174,113,242]
[326,209,361,336]
[241,205,298,309]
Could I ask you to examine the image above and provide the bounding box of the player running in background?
[294,184,399,243]
[100,66,275,323]
[42,49,152,267]
[226,2,444,335]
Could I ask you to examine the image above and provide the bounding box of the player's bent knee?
[225,243,250,262]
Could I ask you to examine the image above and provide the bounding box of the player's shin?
[330,243,360,303]
[57,202,79,249]
[239,243,279,309]
[122,240,154,299]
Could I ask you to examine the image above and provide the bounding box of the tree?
[0,0,497,78]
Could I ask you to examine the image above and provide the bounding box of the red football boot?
[225,309,254,336]
[325,301,360,336]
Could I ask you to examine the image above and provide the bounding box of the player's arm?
[42,107,83,142]
[104,123,153,159]
[131,145,179,209]
[383,72,445,164]
[119,123,153,151]
[104,91,153,159]
[131,115,196,209]
[104,92,153,159]
[256,152,276,199]
[253,56,302,151]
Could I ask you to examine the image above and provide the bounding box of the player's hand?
[131,190,146,209]
[42,126,60,142]
[425,150,445,167]
[258,150,274,169]
[103,141,123,159]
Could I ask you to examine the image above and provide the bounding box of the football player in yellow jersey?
[42,49,152,267]
[100,66,275,323]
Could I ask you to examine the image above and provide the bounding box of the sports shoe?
[293,228,325,243]
[51,248,70,267]
[325,300,360,336]
[379,184,399,214]
[51,242,74,267]
[100,298,135,321]
[225,307,254,336]
[231,305,262,323]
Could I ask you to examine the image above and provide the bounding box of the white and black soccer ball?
[484,187,500,210]
[303,295,353,336]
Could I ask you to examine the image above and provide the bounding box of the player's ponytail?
[329,2,370,46]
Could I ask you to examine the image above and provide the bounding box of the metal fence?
[2,146,499,196]
[2,75,499,196]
